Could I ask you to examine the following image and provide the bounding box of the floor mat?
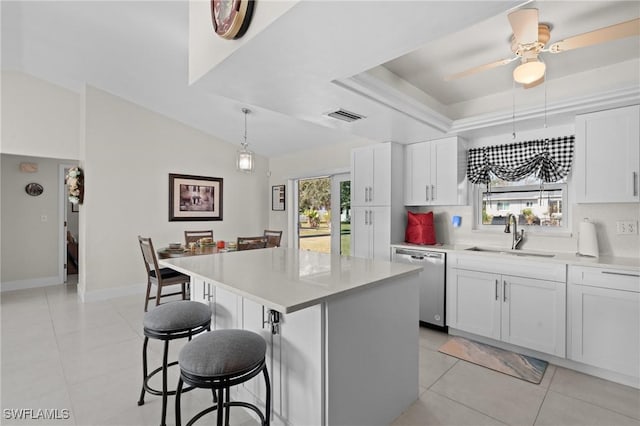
[438,336,548,384]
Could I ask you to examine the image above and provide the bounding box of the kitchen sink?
[465,247,555,258]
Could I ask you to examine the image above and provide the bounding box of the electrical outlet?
[616,220,638,235]
[40,215,48,222]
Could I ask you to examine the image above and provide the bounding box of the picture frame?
[169,173,223,221]
[272,184,285,211]
[71,202,79,213]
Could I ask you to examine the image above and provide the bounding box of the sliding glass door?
[295,173,350,255]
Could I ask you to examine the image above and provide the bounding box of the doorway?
[296,173,351,254]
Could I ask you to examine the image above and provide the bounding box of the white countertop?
[160,247,422,314]
[391,243,640,271]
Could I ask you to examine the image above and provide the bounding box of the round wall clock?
[25,183,44,196]
[211,0,255,40]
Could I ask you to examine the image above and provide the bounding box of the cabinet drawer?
[569,266,640,292]
[451,254,566,282]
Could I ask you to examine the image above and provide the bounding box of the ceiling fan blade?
[508,8,539,45]
[549,17,640,53]
[444,57,517,81]
[524,75,544,89]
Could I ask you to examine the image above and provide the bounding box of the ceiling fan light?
[513,60,546,85]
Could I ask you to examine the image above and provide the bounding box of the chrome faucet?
[504,213,524,250]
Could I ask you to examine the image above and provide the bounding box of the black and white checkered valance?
[467,136,575,185]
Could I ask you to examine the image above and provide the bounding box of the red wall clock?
[211,0,255,40]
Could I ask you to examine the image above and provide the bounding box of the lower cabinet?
[447,256,566,357]
[351,206,392,260]
[190,276,322,425]
[568,266,640,383]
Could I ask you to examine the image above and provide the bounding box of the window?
[477,175,567,231]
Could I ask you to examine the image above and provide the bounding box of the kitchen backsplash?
[408,203,639,259]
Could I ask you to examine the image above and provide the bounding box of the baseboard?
[79,283,146,303]
[0,276,61,292]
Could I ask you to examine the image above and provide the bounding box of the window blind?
[467,135,575,185]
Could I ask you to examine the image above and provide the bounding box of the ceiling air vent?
[326,108,366,123]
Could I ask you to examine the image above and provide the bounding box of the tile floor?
[2,282,639,426]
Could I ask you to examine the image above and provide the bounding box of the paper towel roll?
[578,219,599,257]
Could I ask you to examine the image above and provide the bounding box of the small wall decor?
[25,183,44,196]
[169,173,223,222]
[211,0,255,40]
[272,185,285,211]
[20,162,38,173]
[66,167,84,204]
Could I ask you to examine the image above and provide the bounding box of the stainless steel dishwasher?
[392,247,446,329]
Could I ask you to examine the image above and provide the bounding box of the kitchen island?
[160,247,422,426]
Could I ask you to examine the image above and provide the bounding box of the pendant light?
[237,108,254,173]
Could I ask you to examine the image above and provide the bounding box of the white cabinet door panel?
[575,105,640,203]
[502,276,566,357]
[371,207,391,261]
[351,146,373,206]
[215,285,239,330]
[569,284,640,379]
[405,142,430,205]
[450,269,501,340]
[372,143,391,205]
[351,207,370,259]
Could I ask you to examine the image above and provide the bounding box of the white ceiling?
[2,1,639,158]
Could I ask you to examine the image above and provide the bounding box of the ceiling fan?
[445,8,640,89]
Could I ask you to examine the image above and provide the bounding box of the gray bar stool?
[138,300,212,426]
[175,329,271,426]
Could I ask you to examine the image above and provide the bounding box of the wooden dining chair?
[236,236,268,251]
[138,236,190,311]
[263,230,283,248]
[184,230,214,245]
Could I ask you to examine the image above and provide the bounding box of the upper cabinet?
[404,136,467,206]
[574,105,640,203]
[351,142,403,206]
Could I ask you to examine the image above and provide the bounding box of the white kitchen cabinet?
[352,143,397,206]
[568,266,640,383]
[351,142,405,261]
[447,255,566,357]
[190,276,238,329]
[351,206,392,261]
[241,298,323,426]
[405,136,466,206]
[574,105,640,203]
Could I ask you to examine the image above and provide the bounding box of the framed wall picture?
[272,185,285,211]
[71,202,79,213]
[169,173,223,221]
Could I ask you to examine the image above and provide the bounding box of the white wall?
[1,72,270,299]
[1,71,80,159]
[78,85,269,300]
[1,154,76,288]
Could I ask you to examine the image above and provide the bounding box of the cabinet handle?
[369,186,373,202]
[369,210,374,226]
[634,172,638,197]
[495,279,499,300]
[425,185,429,201]
[602,271,640,278]
[364,210,368,225]
[432,184,435,201]
[503,280,507,302]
